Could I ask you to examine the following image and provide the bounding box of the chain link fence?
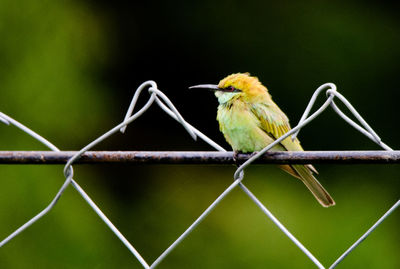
[0,81,399,268]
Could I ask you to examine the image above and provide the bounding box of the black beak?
[189,84,219,91]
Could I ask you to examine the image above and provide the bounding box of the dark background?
[0,1,399,268]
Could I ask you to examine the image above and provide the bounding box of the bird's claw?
[233,151,259,166]
[233,150,240,166]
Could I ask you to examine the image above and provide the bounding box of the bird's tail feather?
[291,165,335,207]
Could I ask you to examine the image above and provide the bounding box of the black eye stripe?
[223,86,241,92]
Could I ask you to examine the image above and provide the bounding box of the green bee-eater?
[190,73,335,207]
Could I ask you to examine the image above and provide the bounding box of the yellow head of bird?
[190,73,270,104]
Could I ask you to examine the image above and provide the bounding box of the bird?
[190,73,335,207]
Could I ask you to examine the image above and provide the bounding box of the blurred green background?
[0,0,399,268]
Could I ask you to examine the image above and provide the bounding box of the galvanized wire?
[0,81,399,269]
[0,112,150,268]
[329,199,400,269]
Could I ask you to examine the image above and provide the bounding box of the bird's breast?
[217,101,275,152]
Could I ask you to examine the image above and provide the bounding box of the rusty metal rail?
[0,150,399,164]
[2,81,400,269]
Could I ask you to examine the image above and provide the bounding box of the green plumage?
[213,73,335,207]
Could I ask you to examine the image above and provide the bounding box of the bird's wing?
[250,102,302,151]
[250,102,318,174]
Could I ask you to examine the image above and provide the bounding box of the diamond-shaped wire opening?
[0,81,399,268]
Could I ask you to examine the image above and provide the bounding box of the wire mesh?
[0,81,399,268]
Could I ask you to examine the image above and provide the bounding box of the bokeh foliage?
[0,0,399,268]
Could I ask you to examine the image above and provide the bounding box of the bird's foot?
[233,150,241,166]
[233,151,259,166]
[249,151,259,159]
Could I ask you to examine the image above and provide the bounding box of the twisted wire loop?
[232,83,399,268]
[0,80,223,268]
[0,108,153,267]
[0,81,399,269]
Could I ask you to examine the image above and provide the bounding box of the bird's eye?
[223,86,240,92]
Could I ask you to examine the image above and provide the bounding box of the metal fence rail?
[0,81,399,269]
[1,150,400,164]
